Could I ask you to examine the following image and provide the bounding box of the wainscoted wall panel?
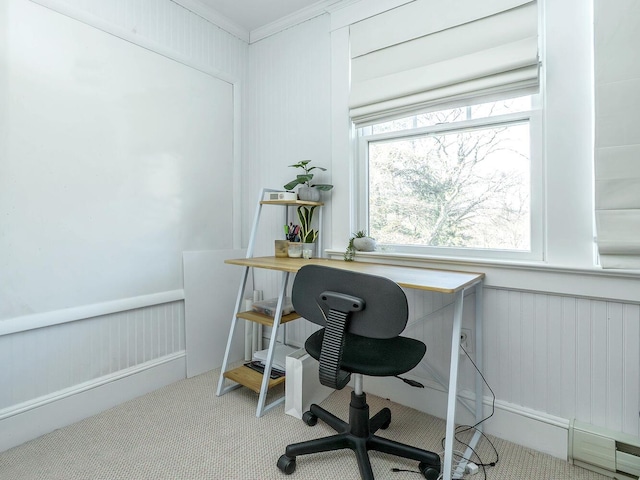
[287,284,640,438]
[0,301,184,412]
[480,289,639,436]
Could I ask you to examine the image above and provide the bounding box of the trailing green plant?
[283,160,333,192]
[344,230,367,261]
[297,205,319,243]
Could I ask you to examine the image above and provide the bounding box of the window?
[356,95,542,261]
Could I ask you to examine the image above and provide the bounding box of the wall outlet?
[460,328,473,354]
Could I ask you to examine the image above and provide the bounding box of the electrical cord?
[389,450,471,478]
[391,467,421,474]
[437,344,499,479]
[390,344,499,479]
[395,375,425,388]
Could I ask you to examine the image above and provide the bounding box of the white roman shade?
[349,0,539,125]
[594,0,640,269]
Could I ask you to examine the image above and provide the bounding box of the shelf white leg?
[256,271,290,417]
[216,266,250,397]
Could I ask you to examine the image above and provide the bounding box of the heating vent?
[569,419,640,480]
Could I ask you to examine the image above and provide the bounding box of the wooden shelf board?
[223,365,285,393]
[236,310,300,326]
[260,199,323,207]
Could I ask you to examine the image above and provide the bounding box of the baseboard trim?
[364,376,570,460]
[0,353,186,453]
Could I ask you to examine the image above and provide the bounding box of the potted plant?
[283,160,333,202]
[344,230,376,261]
[297,205,318,244]
[297,205,319,258]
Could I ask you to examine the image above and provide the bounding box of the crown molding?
[249,0,345,43]
[174,0,390,45]
[329,0,414,31]
[171,0,250,43]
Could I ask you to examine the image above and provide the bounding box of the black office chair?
[277,265,441,480]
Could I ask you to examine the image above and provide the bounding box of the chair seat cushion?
[304,329,426,377]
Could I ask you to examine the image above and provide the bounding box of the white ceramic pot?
[297,186,321,202]
[352,237,376,252]
[302,242,316,259]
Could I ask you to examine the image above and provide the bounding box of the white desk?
[219,257,485,480]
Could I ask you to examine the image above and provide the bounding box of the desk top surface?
[225,256,484,294]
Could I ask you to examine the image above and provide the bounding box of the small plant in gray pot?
[283,160,333,202]
[344,230,376,261]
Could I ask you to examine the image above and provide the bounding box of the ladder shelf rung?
[236,310,300,326]
[223,365,286,393]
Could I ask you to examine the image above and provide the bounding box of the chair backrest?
[292,265,409,339]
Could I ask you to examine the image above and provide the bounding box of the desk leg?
[454,282,486,478]
[475,282,484,428]
[443,289,464,480]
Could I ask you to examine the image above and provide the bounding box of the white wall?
[242,0,640,460]
[0,0,248,452]
[2,0,638,462]
[243,14,332,249]
[1,0,235,320]
[240,13,333,327]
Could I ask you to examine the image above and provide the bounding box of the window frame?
[331,0,618,299]
[354,102,544,263]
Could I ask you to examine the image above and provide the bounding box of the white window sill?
[324,249,640,303]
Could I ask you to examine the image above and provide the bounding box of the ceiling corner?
[172,0,250,43]
[249,0,343,44]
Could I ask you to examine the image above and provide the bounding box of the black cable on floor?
[438,344,499,479]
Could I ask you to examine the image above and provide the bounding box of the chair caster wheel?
[419,462,441,480]
[277,455,296,474]
[302,411,318,426]
[379,407,391,429]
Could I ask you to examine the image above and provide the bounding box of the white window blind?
[594,0,640,269]
[349,0,539,125]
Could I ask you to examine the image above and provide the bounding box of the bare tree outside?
[367,106,531,251]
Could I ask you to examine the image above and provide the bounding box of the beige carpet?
[0,370,609,480]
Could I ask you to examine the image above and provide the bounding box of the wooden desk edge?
[225,257,484,294]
